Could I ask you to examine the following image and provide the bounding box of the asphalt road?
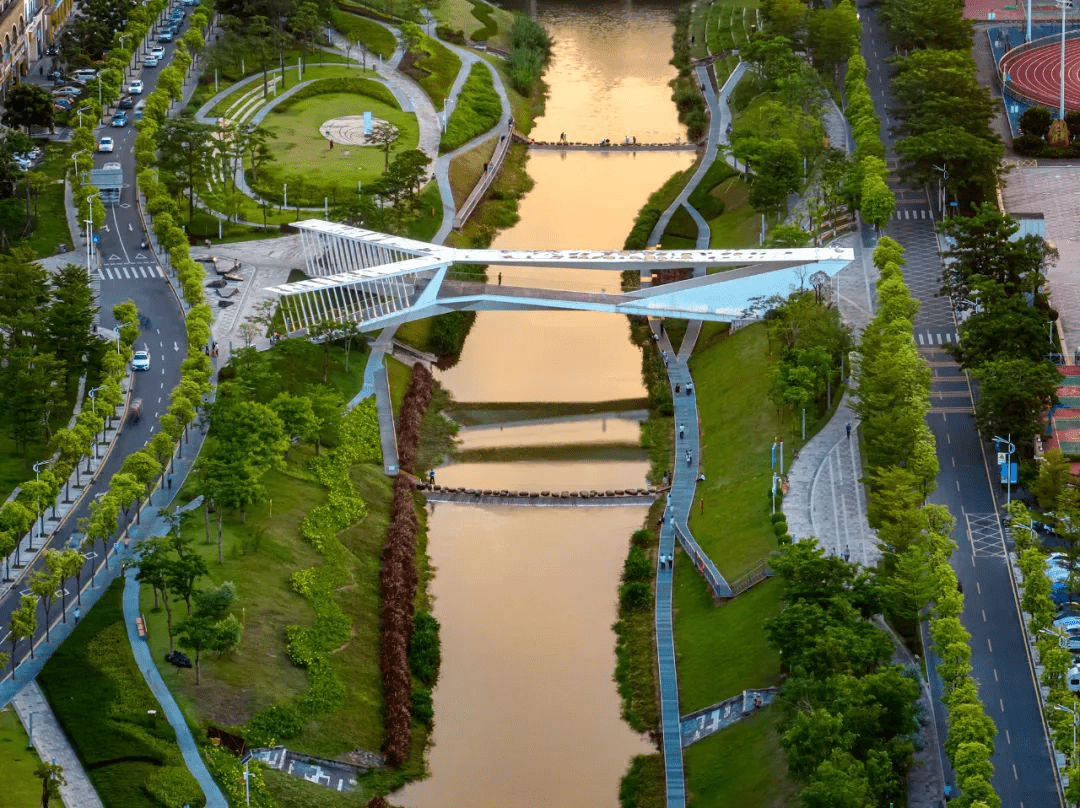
[0,8,191,685]
[858,1,1063,802]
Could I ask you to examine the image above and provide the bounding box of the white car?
[129,79,144,94]
[143,55,159,67]
[151,45,166,59]
[132,350,151,371]
[98,137,114,153]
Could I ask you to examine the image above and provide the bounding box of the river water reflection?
[397,1,688,804]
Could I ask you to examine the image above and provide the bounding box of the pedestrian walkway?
[11,681,105,808]
[781,395,878,567]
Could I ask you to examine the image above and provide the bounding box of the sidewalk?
[781,394,879,567]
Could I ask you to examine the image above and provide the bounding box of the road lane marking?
[956,479,961,492]
[982,609,987,622]
[1006,728,1011,744]
[952,456,956,467]
[1000,697,1005,712]
[977,581,981,594]
[988,638,993,653]
[1013,763,1018,780]
[994,668,999,681]
[947,433,951,444]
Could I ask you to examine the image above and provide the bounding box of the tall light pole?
[71,149,85,179]
[88,385,105,415]
[1058,0,1074,120]
[85,193,99,275]
[993,434,1016,505]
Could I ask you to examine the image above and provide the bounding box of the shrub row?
[1010,503,1080,802]
[270,76,398,114]
[440,63,501,153]
[246,400,382,745]
[396,362,433,474]
[380,362,435,764]
[857,238,998,806]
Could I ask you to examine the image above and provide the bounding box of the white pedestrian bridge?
[266,220,855,334]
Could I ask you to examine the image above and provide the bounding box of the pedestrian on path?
[329,138,334,150]
[846,422,852,439]
[679,423,685,440]
[74,606,81,624]
[498,272,502,285]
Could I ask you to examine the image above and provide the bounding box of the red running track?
[1002,37,1080,111]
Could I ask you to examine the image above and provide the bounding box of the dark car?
[111,111,129,127]
[118,95,134,109]
[47,68,64,80]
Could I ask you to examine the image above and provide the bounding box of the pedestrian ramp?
[680,688,779,747]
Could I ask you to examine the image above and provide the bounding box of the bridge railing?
[674,523,733,599]
[453,118,516,231]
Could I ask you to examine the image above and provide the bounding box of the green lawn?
[38,581,201,808]
[249,91,417,208]
[440,62,501,153]
[686,324,780,580]
[683,707,797,807]
[0,707,64,808]
[409,34,462,110]
[330,8,398,59]
[675,574,782,713]
[144,465,329,731]
[705,0,761,55]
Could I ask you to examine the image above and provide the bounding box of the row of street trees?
[880,0,1002,207]
[0,253,98,454]
[940,206,1060,453]
[854,237,1000,806]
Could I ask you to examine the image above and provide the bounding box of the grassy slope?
[0,707,65,808]
[39,581,198,808]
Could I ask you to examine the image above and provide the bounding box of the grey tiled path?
[781,394,879,567]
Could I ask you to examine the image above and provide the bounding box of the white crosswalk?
[893,208,932,220]
[916,330,959,346]
[97,263,165,281]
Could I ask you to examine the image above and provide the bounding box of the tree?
[971,358,1060,452]
[1020,106,1053,139]
[1,85,55,135]
[158,118,214,220]
[749,139,802,215]
[289,1,323,67]
[175,613,216,684]
[10,594,37,673]
[806,1,860,78]
[370,122,398,171]
[135,537,176,647]
[0,500,34,572]
[860,174,895,231]
[880,0,974,50]
[940,204,1056,301]
[30,553,62,639]
[57,547,85,612]
[34,760,65,808]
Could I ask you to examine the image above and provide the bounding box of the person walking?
[679,423,684,440]
[74,606,81,624]
[846,422,852,439]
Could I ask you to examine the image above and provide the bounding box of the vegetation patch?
[39,581,203,808]
[440,63,501,153]
[330,8,398,59]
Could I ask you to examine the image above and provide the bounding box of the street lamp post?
[993,434,1016,505]
[85,193,99,275]
[1058,0,1074,120]
[71,149,85,179]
